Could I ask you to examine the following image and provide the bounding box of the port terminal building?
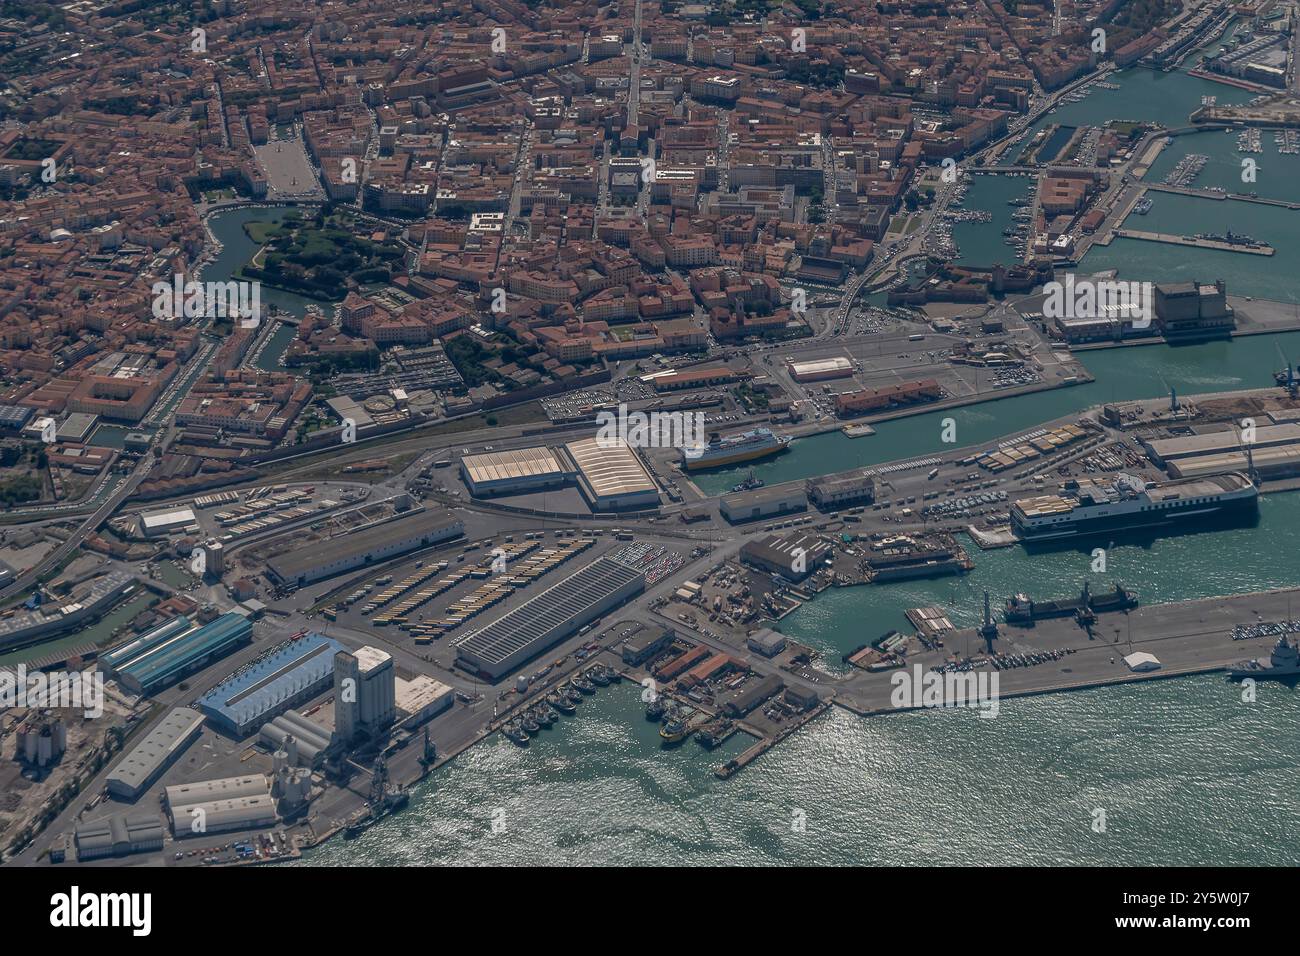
[455,557,646,679]
[100,612,254,696]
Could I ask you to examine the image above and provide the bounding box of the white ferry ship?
[1010,472,1257,542]
[681,427,790,471]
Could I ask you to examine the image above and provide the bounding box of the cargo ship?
[1005,581,1138,625]
[1010,472,1258,542]
[682,427,790,471]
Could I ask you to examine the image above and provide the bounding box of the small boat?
[660,717,690,745]
[503,723,530,746]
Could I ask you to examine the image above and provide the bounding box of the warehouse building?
[1168,444,1300,480]
[266,512,464,589]
[101,612,253,696]
[836,379,941,417]
[563,437,660,511]
[165,774,277,838]
[740,532,832,582]
[106,707,205,801]
[395,674,455,729]
[199,633,343,737]
[139,506,199,538]
[622,626,674,666]
[1142,423,1300,466]
[455,557,646,679]
[806,471,876,510]
[0,570,136,651]
[460,446,571,497]
[723,674,785,717]
[258,710,335,768]
[787,356,854,382]
[720,485,808,523]
[74,813,165,861]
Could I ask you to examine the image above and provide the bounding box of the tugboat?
[563,683,584,706]
[540,706,560,726]
[660,715,690,745]
[586,666,611,687]
[1230,635,1300,680]
[551,692,577,715]
[731,469,765,493]
[521,713,541,735]
[503,722,530,746]
[571,675,597,695]
[645,695,667,721]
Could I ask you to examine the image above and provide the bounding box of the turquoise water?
[692,330,1300,494]
[297,678,1300,866]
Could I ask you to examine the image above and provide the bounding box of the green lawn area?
[240,212,404,300]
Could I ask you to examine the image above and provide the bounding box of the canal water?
[295,60,1300,865]
[204,206,323,370]
[692,329,1300,494]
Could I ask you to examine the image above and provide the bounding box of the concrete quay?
[1112,229,1274,255]
[835,586,1300,716]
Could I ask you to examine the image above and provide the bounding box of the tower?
[334,650,360,744]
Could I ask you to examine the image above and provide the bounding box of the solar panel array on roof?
[454,557,645,677]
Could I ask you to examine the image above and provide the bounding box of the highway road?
[0,455,154,602]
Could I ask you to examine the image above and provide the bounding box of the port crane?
[1277,343,1297,398]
